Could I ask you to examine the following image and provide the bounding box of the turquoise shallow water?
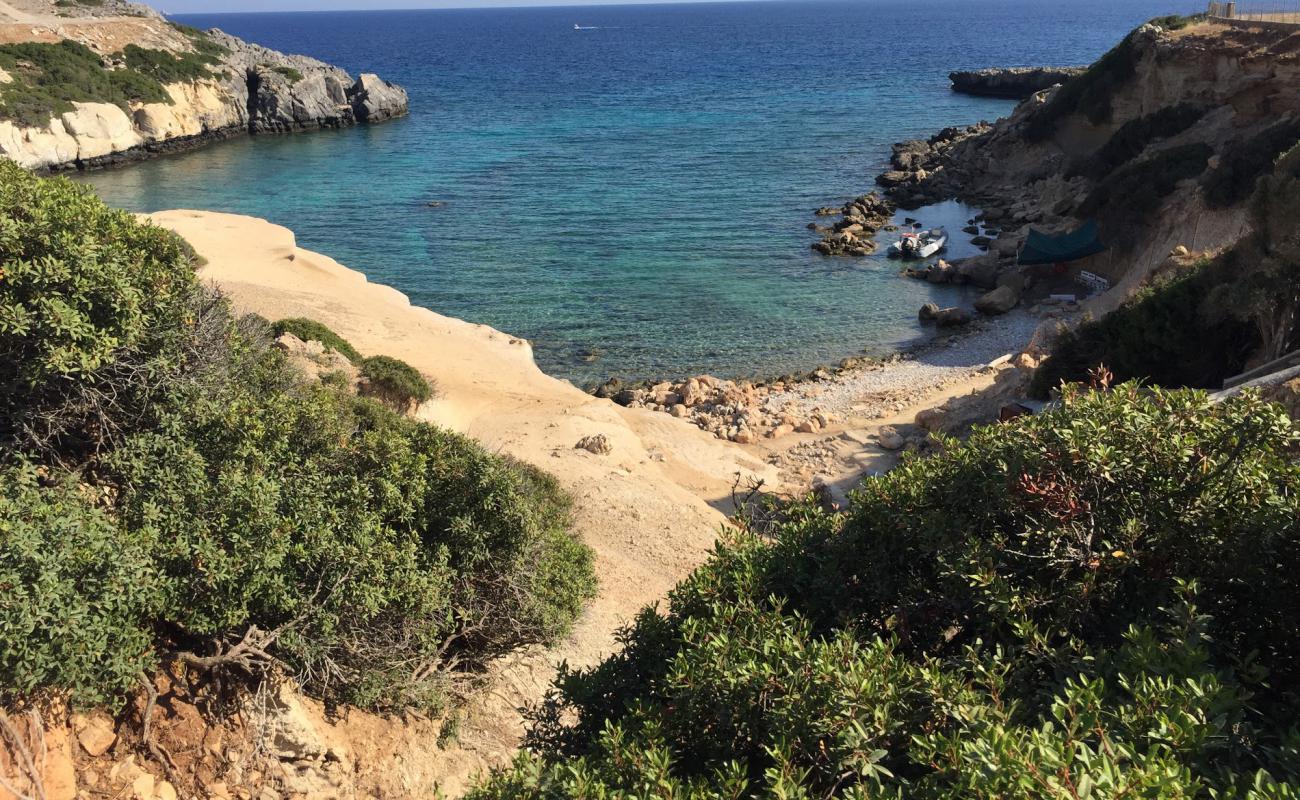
[79,0,1197,384]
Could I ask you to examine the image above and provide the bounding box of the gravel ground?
[762,310,1048,422]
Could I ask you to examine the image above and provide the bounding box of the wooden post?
[1227,1,1236,17]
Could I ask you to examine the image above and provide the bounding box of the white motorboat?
[889,227,948,259]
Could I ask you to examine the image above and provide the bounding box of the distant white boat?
[889,228,948,259]
[574,24,598,30]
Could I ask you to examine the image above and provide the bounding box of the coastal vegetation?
[0,161,596,711]
[0,34,229,127]
[1034,144,1300,395]
[1202,118,1300,208]
[0,40,170,126]
[1025,14,1201,143]
[470,382,1300,797]
[271,316,363,363]
[121,42,223,85]
[1077,142,1213,242]
[272,65,305,83]
[1068,103,1206,182]
[269,318,435,409]
[361,354,436,410]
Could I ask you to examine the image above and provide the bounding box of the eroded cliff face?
[0,4,408,171]
[881,21,1300,290]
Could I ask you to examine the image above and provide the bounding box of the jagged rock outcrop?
[0,4,408,171]
[949,67,1085,98]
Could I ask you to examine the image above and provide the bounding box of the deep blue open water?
[80,0,1198,384]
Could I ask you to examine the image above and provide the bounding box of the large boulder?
[349,73,410,122]
[953,254,1000,288]
[249,66,355,132]
[925,259,954,284]
[935,307,971,327]
[975,285,1020,315]
[996,270,1028,293]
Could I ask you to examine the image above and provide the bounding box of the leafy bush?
[0,160,197,457]
[1079,143,1213,245]
[0,463,162,707]
[122,44,220,85]
[0,164,596,712]
[360,354,435,410]
[104,343,588,709]
[1202,119,1300,209]
[1025,17,1203,143]
[0,40,172,126]
[271,317,362,364]
[471,385,1300,797]
[272,65,304,83]
[1069,102,1206,182]
[1029,258,1256,396]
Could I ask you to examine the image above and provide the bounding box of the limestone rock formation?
[949,67,1085,99]
[0,4,409,171]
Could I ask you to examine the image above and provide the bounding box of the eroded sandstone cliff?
[0,1,408,170]
[881,20,1300,291]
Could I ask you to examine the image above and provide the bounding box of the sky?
[161,0,760,12]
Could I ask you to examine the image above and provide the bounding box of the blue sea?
[80,0,1198,384]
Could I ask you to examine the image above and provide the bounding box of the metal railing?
[1208,1,1300,24]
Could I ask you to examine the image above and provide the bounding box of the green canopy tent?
[1017,220,1107,266]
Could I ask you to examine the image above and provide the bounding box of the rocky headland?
[598,17,1300,497]
[0,0,408,171]
[949,66,1085,99]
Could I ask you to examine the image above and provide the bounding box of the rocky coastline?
[0,6,409,172]
[949,66,1084,99]
[807,192,895,256]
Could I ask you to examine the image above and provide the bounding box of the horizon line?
[166,0,786,14]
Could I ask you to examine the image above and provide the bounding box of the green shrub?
[272,65,304,83]
[471,386,1300,797]
[0,160,197,456]
[270,317,362,364]
[105,347,589,709]
[0,40,172,126]
[1069,103,1206,182]
[1079,143,1213,245]
[121,44,220,85]
[1029,257,1256,396]
[1025,17,1203,143]
[1202,119,1300,209]
[360,354,435,410]
[0,164,596,713]
[0,462,162,707]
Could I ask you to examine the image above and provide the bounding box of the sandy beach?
[148,208,1044,792]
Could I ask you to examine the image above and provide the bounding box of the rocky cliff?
[879,19,1299,293]
[0,1,408,171]
[949,67,1085,99]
